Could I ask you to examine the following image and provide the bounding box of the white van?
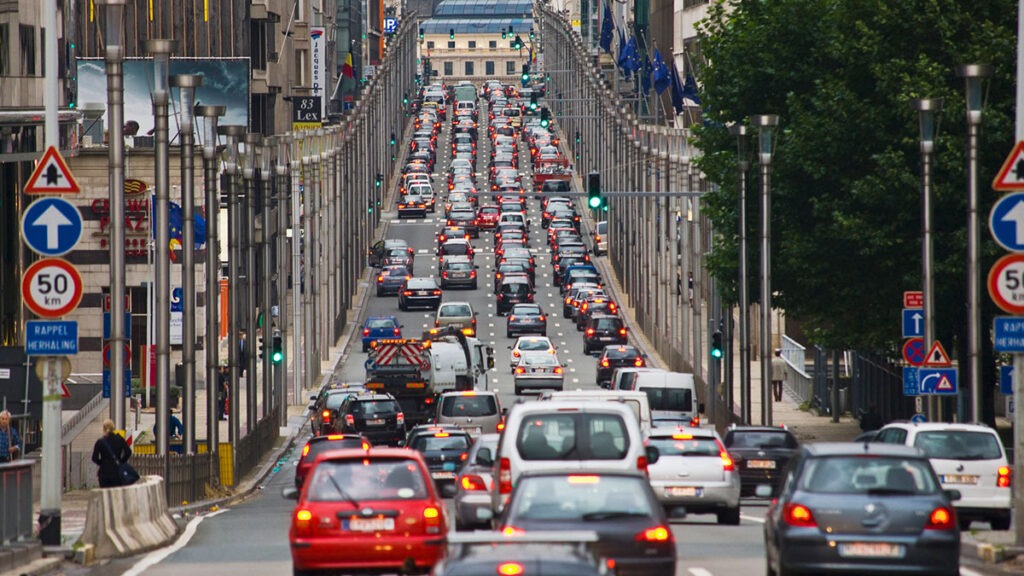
[537,389,652,438]
[610,367,662,391]
[631,371,702,428]
[490,400,651,513]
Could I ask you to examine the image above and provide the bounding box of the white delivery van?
[631,371,702,428]
[610,367,662,391]
[537,389,652,438]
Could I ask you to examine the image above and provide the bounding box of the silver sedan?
[513,354,564,395]
[646,428,741,525]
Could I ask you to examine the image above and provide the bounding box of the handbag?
[103,438,139,486]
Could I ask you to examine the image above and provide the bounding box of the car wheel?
[399,302,407,311]
[583,345,591,355]
[376,288,383,296]
[991,515,1012,531]
[293,567,316,576]
[362,343,369,353]
[472,281,478,290]
[717,506,741,526]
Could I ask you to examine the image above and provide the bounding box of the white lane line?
[741,514,765,524]
[688,569,714,576]
[960,569,984,576]
[123,509,229,576]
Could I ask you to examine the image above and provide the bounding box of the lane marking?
[741,514,765,524]
[688,569,714,576]
[123,508,229,576]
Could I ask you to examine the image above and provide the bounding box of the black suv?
[335,393,406,446]
[582,314,628,355]
[310,389,356,435]
[595,345,646,388]
[722,425,799,497]
[496,277,534,315]
[403,425,472,495]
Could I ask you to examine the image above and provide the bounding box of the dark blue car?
[362,316,402,352]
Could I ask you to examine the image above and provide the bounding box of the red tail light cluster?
[925,506,955,530]
[998,466,1012,488]
[499,457,512,494]
[635,525,671,542]
[460,474,487,491]
[782,503,817,528]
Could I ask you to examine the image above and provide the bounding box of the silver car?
[452,433,499,530]
[513,354,564,395]
[434,390,502,438]
[646,428,741,525]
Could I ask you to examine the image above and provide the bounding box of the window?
[517,413,628,460]
[447,41,455,49]
[468,41,476,49]
[427,41,435,49]
[307,459,428,501]
[443,61,453,76]
[39,28,45,76]
[465,61,474,75]
[485,61,494,75]
[441,395,498,417]
[489,40,497,49]
[20,25,36,76]
[506,61,515,75]
[295,49,307,86]
[639,386,692,412]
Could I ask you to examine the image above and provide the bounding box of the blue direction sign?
[384,17,398,34]
[994,317,1024,352]
[903,367,920,396]
[902,309,924,338]
[920,368,958,395]
[990,192,1024,252]
[102,368,132,399]
[911,413,928,424]
[20,197,82,256]
[1001,365,1014,395]
[25,320,78,355]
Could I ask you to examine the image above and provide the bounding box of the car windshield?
[306,459,428,501]
[799,456,939,495]
[508,475,654,521]
[518,339,550,351]
[351,400,398,415]
[727,430,797,449]
[368,318,396,329]
[502,283,531,295]
[413,434,471,452]
[647,436,721,457]
[516,413,628,461]
[512,305,542,316]
[639,387,692,412]
[913,430,1003,460]
[604,347,637,360]
[441,395,498,417]
[441,304,472,317]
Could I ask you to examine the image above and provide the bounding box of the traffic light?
[540,108,550,128]
[390,131,396,146]
[521,63,530,87]
[271,331,283,364]
[575,130,580,144]
[258,334,266,360]
[710,331,723,359]
[513,35,523,50]
[502,29,507,39]
[449,28,455,40]
[587,171,601,209]
[601,196,609,212]
[375,173,383,188]
[529,28,535,39]
[419,28,424,40]
[529,92,538,111]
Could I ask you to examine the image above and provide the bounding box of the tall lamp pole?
[730,123,751,424]
[751,114,779,426]
[956,64,992,424]
[912,98,942,422]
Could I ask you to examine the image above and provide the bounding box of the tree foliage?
[694,0,1017,352]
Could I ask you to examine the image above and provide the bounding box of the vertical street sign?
[902,309,924,338]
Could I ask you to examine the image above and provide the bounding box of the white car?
[509,336,556,371]
[646,427,741,525]
[872,422,1011,529]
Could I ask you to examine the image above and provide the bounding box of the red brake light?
[601,359,609,367]
[998,466,1012,488]
[515,366,525,374]
[782,503,817,528]
[403,290,413,296]
[637,455,648,472]
[586,328,595,336]
[301,444,310,457]
[619,328,627,336]
[554,367,563,374]
[720,450,735,471]
[362,328,370,336]
[926,506,955,530]
[499,457,512,494]
[376,276,384,282]
[321,409,331,422]
[636,525,671,542]
[344,414,354,427]
[397,412,405,426]
[461,474,487,491]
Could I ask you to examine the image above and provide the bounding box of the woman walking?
[92,419,132,487]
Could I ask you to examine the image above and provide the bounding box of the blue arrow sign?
[902,309,924,338]
[990,192,1024,252]
[994,317,1024,352]
[1001,365,1014,395]
[25,320,78,355]
[920,368,958,395]
[903,367,920,396]
[21,197,82,256]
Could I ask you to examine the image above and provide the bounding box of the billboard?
[77,58,250,144]
[310,28,328,119]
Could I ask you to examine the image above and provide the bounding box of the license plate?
[347,517,395,532]
[941,474,979,485]
[598,336,613,341]
[838,542,905,559]
[666,486,702,497]
[417,291,430,295]
[443,461,457,471]
[432,471,456,479]
[747,459,776,469]
[366,418,385,426]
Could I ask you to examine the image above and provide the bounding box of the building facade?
[419,0,532,83]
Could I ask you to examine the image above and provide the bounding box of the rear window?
[507,475,654,521]
[799,456,939,495]
[368,318,396,328]
[351,400,400,415]
[441,304,472,317]
[413,434,471,452]
[306,459,428,501]
[593,318,622,330]
[325,393,350,410]
[726,430,798,449]
[304,437,365,462]
[441,394,498,417]
[647,435,721,457]
[442,244,470,255]
[516,413,629,461]
[502,283,531,295]
[639,386,692,412]
[447,261,473,271]
[913,430,1003,460]
[604,348,636,360]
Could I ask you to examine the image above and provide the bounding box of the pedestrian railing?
[0,460,34,545]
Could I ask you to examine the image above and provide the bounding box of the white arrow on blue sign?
[21,197,82,256]
[1000,365,1014,395]
[920,368,958,395]
[902,309,923,338]
[989,192,1024,252]
[993,316,1024,352]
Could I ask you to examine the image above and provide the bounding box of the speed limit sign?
[988,253,1024,314]
[21,258,83,318]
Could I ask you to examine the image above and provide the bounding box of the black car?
[310,389,353,435]
[398,277,443,311]
[406,427,472,495]
[582,315,628,355]
[506,303,547,337]
[496,277,534,315]
[722,425,799,497]
[334,393,406,446]
[294,433,367,488]
[434,533,608,576]
[595,345,646,388]
[493,262,531,293]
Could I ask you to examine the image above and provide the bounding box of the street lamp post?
[730,123,752,424]
[751,114,779,426]
[912,98,942,422]
[956,64,992,425]
[219,124,246,453]
[244,132,261,434]
[260,138,274,420]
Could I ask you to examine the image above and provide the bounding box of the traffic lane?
[671,503,767,576]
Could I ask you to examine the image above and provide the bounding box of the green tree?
[695,0,1016,357]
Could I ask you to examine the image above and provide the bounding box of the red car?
[476,205,501,230]
[285,447,448,575]
[294,434,369,488]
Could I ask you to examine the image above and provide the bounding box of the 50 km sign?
[22,258,83,318]
[989,254,1024,314]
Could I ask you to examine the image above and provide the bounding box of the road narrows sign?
[21,258,84,318]
[24,145,81,194]
[988,253,1024,314]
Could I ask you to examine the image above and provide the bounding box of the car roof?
[438,389,498,398]
[881,421,998,433]
[517,469,647,480]
[803,442,926,458]
[310,446,423,466]
[649,427,719,439]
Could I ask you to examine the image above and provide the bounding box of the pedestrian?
[0,410,23,463]
[238,329,248,378]
[218,363,230,421]
[92,419,132,487]
[860,404,884,432]
[771,349,787,402]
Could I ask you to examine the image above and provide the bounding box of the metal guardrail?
[0,460,34,545]
[62,391,106,441]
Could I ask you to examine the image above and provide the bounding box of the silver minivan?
[434,390,502,438]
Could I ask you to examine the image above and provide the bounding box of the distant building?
[419,0,532,83]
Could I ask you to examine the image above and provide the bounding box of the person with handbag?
[92,419,135,487]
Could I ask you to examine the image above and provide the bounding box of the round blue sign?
[910,413,927,424]
[21,197,83,256]
[989,192,1024,252]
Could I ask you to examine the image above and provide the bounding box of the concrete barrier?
[76,475,179,559]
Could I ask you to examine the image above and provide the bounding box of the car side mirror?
[282,486,299,500]
[501,407,509,416]
[309,394,318,401]
[476,447,493,466]
[645,445,660,466]
[943,489,962,502]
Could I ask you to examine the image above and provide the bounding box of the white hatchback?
[508,336,556,371]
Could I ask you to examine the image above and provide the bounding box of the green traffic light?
[588,195,601,209]
[272,350,283,364]
[529,102,537,110]
[711,347,723,359]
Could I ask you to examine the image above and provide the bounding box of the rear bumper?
[775,530,959,575]
[513,377,563,391]
[291,533,445,572]
[649,479,740,510]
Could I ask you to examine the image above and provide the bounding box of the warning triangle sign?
[60,382,71,398]
[936,376,954,391]
[923,341,952,367]
[993,141,1024,191]
[24,145,80,194]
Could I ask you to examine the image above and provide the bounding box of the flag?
[625,38,641,74]
[669,62,684,114]
[342,52,355,79]
[640,54,651,95]
[617,30,629,76]
[599,3,614,53]
[652,49,670,94]
[194,214,207,248]
[682,73,701,105]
